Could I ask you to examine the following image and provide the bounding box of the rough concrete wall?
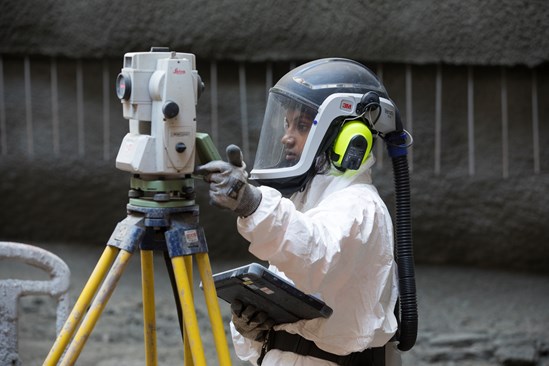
[0,57,548,273]
[1,0,549,66]
[0,58,267,262]
[377,63,549,273]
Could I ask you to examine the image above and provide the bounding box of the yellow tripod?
[43,177,232,366]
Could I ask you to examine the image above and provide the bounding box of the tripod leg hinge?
[165,222,208,257]
[107,216,146,252]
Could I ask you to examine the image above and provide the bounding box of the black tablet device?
[211,263,333,324]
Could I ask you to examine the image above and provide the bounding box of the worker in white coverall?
[197,58,401,366]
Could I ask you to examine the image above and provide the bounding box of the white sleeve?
[230,321,262,365]
[237,185,381,293]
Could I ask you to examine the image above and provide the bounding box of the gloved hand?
[195,145,262,217]
[231,299,275,342]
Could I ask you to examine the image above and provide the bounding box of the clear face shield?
[253,93,318,171]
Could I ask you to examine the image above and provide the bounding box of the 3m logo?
[340,100,354,112]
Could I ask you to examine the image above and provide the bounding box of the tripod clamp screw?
[154,193,171,202]
[128,189,142,198]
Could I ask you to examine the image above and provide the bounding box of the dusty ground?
[2,242,549,366]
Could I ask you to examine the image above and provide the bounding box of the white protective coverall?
[231,156,400,366]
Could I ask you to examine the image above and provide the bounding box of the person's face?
[281,108,314,163]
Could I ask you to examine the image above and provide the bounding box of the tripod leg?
[171,256,208,366]
[163,252,185,338]
[196,253,232,366]
[182,256,194,366]
[164,252,194,366]
[44,245,119,366]
[141,250,158,366]
[59,249,133,366]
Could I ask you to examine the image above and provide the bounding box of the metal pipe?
[501,67,509,179]
[467,66,475,176]
[266,62,273,101]
[0,56,6,155]
[435,64,442,176]
[532,68,540,174]
[102,59,110,161]
[210,61,219,148]
[76,59,85,156]
[239,62,249,158]
[51,57,60,157]
[24,56,34,158]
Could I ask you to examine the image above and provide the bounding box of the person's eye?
[298,122,311,133]
[284,117,289,130]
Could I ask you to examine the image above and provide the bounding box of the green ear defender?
[331,121,373,170]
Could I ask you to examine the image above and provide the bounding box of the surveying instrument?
[44,48,233,366]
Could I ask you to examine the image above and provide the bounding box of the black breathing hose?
[386,131,418,352]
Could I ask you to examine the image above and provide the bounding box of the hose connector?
[385,131,409,158]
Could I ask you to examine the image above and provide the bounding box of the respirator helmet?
[250,58,399,195]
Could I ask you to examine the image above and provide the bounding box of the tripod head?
[115,47,204,179]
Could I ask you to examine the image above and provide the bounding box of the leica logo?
[173,68,186,75]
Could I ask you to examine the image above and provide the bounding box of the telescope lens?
[116,73,132,100]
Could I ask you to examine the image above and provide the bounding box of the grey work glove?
[195,145,262,217]
[231,299,275,342]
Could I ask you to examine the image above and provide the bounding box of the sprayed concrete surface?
[1,242,548,365]
[2,0,549,66]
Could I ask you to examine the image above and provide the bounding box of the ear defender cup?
[331,121,373,170]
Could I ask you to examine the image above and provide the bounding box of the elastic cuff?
[235,185,262,217]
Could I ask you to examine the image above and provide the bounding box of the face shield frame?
[251,92,396,185]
